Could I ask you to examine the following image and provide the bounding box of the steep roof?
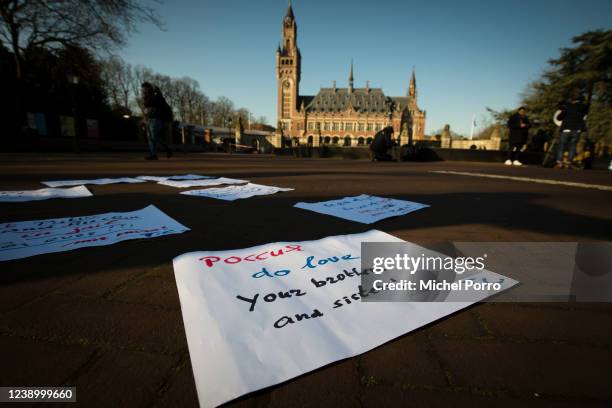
[305,88,391,114]
[391,96,410,111]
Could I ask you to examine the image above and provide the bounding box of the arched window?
[358,137,365,145]
[343,136,352,146]
[332,136,340,144]
[366,137,373,144]
[324,136,331,144]
[307,135,313,146]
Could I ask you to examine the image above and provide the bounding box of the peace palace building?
[274,3,426,147]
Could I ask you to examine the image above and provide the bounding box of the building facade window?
[366,123,373,131]
[345,122,353,131]
[324,122,330,131]
[332,122,339,131]
[358,123,365,131]
[282,81,291,118]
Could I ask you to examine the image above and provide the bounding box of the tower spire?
[408,66,417,98]
[286,0,294,19]
[348,59,354,93]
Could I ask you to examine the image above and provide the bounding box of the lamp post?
[66,73,80,153]
[227,117,233,154]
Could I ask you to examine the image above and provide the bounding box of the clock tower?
[276,1,301,136]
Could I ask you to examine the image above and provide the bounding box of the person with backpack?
[141,82,173,160]
[555,94,588,168]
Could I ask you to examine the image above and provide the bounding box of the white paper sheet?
[158,177,248,188]
[0,205,189,261]
[294,194,429,224]
[42,177,146,187]
[0,185,92,202]
[180,183,293,201]
[136,174,215,182]
[173,230,518,407]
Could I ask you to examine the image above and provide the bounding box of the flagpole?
[469,114,475,140]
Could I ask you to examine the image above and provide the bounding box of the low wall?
[432,148,544,165]
[2,136,212,153]
[274,146,372,159]
[274,146,543,163]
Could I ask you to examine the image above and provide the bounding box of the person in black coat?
[369,126,396,161]
[141,82,173,160]
[555,95,588,166]
[505,107,530,166]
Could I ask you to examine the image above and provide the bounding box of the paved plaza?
[1,153,611,407]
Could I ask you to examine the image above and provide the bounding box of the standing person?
[505,107,530,166]
[555,94,588,168]
[141,82,173,160]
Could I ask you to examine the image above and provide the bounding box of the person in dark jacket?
[369,126,396,161]
[505,107,530,166]
[555,95,588,167]
[141,82,173,160]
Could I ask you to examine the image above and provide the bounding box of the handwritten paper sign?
[0,205,189,262]
[294,194,429,224]
[173,230,517,407]
[42,177,145,188]
[158,177,248,188]
[0,185,92,202]
[180,183,294,201]
[136,174,214,182]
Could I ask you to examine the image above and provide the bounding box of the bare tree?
[100,55,134,110]
[104,61,217,126]
[0,0,162,80]
[193,93,211,125]
[210,96,234,126]
[169,77,203,123]
[234,107,250,128]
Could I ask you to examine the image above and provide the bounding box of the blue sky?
[119,0,611,135]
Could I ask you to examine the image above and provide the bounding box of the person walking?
[505,107,530,166]
[141,82,173,160]
[555,94,588,168]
